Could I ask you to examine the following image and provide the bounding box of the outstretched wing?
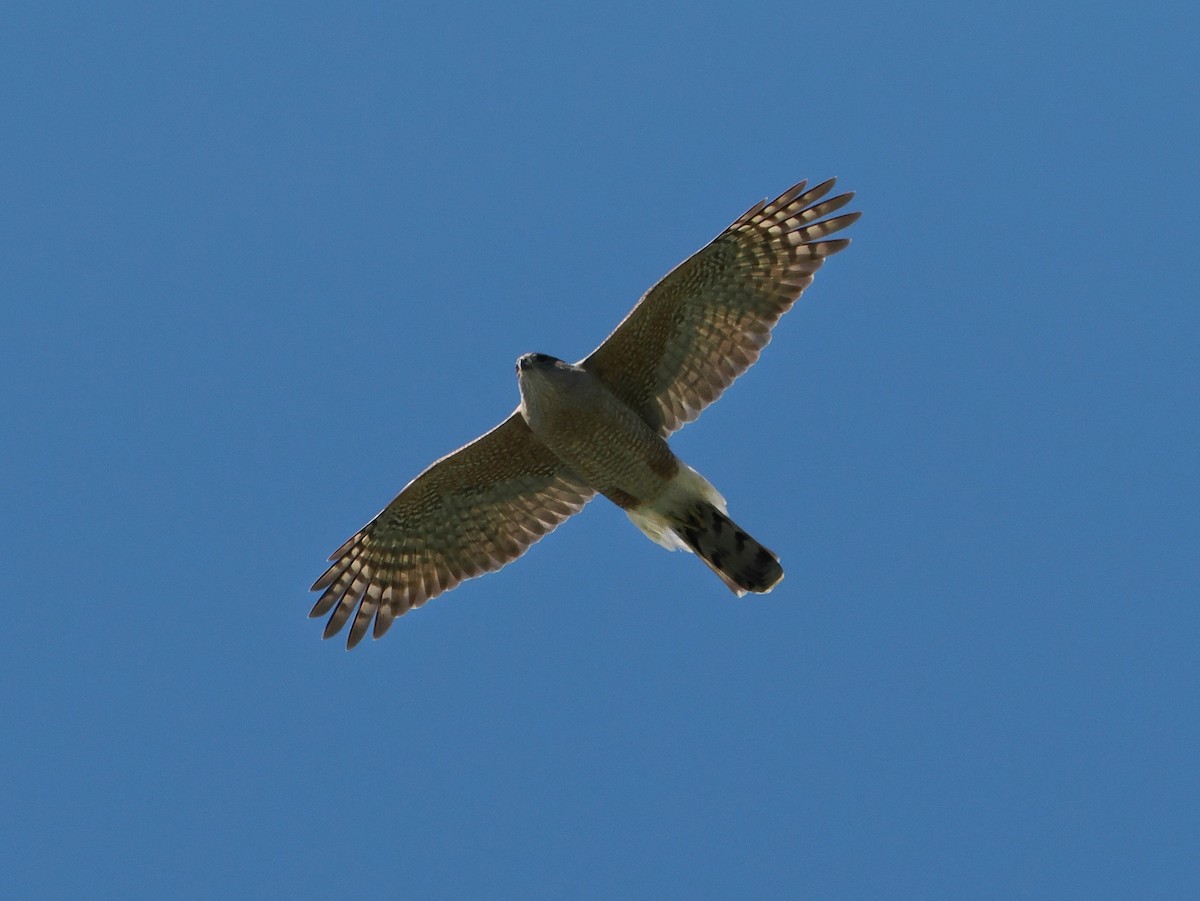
[310,411,594,648]
[583,178,859,435]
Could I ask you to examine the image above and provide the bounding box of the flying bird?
[312,178,859,647]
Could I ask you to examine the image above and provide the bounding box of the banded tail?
[625,464,784,595]
[672,501,783,595]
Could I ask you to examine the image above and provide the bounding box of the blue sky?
[3,1,1198,897]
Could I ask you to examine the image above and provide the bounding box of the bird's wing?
[310,410,594,648]
[583,178,859,435]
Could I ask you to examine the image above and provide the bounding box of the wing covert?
[583,178,859,434]
[310,411,594,648]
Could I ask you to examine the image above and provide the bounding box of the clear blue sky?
[4,2,1197,898]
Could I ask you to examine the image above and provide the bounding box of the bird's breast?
[519,372,677,507]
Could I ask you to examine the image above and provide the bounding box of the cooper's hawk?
[312,178,859,647]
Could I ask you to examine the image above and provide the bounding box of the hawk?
[312,178,859,647]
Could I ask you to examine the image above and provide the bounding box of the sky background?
[3,1,1198,898]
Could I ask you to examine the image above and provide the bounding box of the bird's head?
[515,353,589,426]
[516,352,568,374]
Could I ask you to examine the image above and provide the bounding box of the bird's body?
[312,178,859,647]
[517,352,780,595]
[517,353,677,508]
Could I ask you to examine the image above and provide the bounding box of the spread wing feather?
[583,178,859,435]
[310,411,594,648]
